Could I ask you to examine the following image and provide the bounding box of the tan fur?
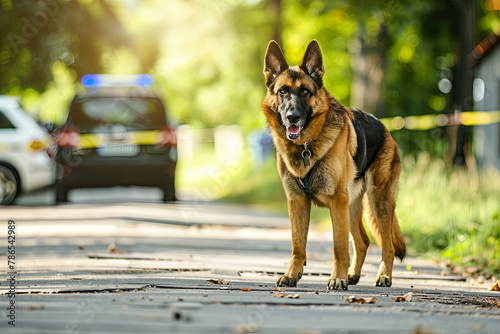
[262,40,405,290]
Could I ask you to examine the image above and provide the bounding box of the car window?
[68,97,167,133]
[0,111,16,129]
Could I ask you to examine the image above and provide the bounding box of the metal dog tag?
[302,149,311,167]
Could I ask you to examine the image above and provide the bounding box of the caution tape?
[380,111,500,132]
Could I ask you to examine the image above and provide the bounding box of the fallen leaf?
[78,245,84,250]
[273,292,300,299]
[24,305,45,311]
[241,288,251,292]
[207,279,229,285]
[413,289,423,293]
[107,243,124,254]
[488,282,500,292]
[345,296,356,303]
[395,292,413,302]
[345,296,376,304]
[409,325,437,334]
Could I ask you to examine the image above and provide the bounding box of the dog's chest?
[281,159,335,204]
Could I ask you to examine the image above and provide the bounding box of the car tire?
[55,182,69,203]
[0,165,18,205]
[163,189,176,202]
[162,179,176,202]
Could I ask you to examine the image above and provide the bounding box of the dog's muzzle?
[285,109,303,141]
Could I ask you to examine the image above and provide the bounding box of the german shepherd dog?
[261,40,406,290]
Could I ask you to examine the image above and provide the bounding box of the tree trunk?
[268,0,282,48]
[350,20,387,117]
[450,0,476,168]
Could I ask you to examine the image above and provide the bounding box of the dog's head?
[263,40,326,142]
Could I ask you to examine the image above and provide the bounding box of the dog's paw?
[327,278,348,291]
[276,275,297,287]
[348,275,360,285]
[375,275,392,287]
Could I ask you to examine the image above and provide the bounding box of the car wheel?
[0,166,18,205]
[55,182,69,203]
[162,181,176,202]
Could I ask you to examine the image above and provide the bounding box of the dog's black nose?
[287,115,300,124]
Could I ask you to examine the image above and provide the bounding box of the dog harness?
[298,162,319,194]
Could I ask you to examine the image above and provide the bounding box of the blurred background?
[0,0,499,276]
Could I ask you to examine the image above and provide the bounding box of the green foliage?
[0,0,130,94]
[2,0,500,140]
[398,153,500,275]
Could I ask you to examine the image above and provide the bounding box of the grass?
[397,153,500,276]
[178,149,500,277]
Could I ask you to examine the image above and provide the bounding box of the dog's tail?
[362,196,406,261]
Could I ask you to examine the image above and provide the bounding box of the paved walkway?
[1,202,499,333]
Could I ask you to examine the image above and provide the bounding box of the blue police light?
[135,74,154,87]
[81,74,103,87]
[81,74,155,88]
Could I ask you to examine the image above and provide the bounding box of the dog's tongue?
[287,125,300,134]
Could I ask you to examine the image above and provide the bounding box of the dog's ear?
[264,41,288,88]
[300,40,324,88]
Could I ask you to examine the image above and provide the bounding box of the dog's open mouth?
[287,125,301,141]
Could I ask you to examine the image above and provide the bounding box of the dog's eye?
[302,89,310,96]
[278,88,286,95]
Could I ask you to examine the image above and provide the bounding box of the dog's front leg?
[276,196,311,287]
[327,188,350,290]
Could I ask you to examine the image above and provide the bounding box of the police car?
[0,95,55,205]
[54,75,177,203]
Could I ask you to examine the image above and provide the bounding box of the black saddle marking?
[351,108,386,180]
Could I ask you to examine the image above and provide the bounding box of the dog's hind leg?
[365,139,402,287]
[276,196,311,287]
[348,193,370,285]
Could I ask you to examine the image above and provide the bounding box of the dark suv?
[55,91,177,203]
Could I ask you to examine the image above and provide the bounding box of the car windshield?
[69,97,167,133]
